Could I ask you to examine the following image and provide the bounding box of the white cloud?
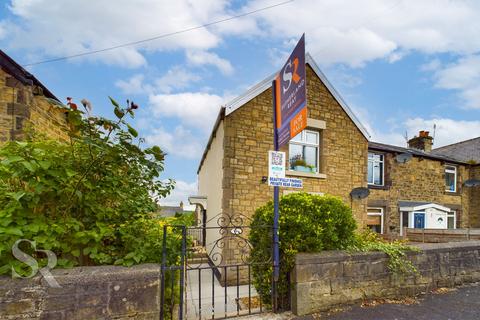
[154,66,201,93]
[240,0,480,67]
[369,117,480,148]
[148,91,227,131]
[404,118,480,148]
[431,55,480,109]
[5,0,480,70]
[145,126,204,159]
[3,0,227,67]
[420,59,441,72]
[115,74,151,95]
[186,50,234,75]
[160,179,197,210]
[115,67,201,95]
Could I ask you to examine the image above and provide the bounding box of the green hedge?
[249,193,357,306]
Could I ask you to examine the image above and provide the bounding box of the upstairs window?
[288,130,319,174]
[368,152,384,186]
[445,165,457,193]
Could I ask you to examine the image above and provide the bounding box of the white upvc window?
[367,207,384,234]
[445,165,457,193]
[288,129,320,174]
[447,211,456,229]
[368,152,384,186]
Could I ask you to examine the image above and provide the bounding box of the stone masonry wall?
[0,69,68,142]
[0,264,161,320]
[222,64,369,229]
[292,241,480,316]
[368,152,470,234]
[469,165,480,227]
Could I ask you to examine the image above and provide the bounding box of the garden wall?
[0,264,161,320]
[405,228,480,243]
[292,241,480,316]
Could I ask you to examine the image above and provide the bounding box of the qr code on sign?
[272,152,283,166]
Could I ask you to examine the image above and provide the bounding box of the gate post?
[179,226,187,320]
[160,225,167,320]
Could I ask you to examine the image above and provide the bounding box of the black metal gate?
[159,213,289,320]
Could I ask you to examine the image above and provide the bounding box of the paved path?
[185,264,260,319]
[295,283,480,320]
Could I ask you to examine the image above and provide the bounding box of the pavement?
[185,264,260,319]
[294,283,480,320]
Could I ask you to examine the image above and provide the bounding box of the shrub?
[249,193,357,306]
[0,97,176,276]
[350,229,419,275]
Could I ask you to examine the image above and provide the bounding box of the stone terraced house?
[0,50,68,142]
[189,53,480,248]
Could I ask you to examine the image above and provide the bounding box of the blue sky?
[1,0,480,207]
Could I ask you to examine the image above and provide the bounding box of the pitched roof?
[197,53,371,174]
[430,137,480,163]
[368,141,468,165]
[225,53,371,140]
[0,50,59,101]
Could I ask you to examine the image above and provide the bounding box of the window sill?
[286,170,326,179]
[445,191,459,196]
[368,184,390,190]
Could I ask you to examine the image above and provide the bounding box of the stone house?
[190,53,480,247]
[0,50,68,142]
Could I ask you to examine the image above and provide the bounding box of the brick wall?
[0,69,68,142]
[0,264,161,320]
[292,241,480,316]
[222,65,369,227]
[368,152,470,234]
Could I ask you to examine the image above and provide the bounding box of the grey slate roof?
[430,137,480,163]
[368,141,467,165]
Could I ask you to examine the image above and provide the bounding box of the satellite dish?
[350,187,370,200]
[396,153,413,163]
[464,179,480,187]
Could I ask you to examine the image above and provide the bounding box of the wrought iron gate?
[159,213,289,320]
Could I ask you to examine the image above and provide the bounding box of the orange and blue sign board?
[275,34,307,148]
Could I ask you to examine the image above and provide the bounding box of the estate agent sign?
[270,35,307,304]
[275,33,307,148]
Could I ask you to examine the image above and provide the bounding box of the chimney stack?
[408,130,433,152]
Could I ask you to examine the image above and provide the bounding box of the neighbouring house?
[0,50,68,141]
[189,53,480,257]
[159,202,185,217]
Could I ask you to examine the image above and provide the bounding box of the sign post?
[271,34,307,312]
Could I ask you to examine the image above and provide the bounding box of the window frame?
[288,129,320,174]
[368,152,385,186]
[447,210,456,229]
[367,207,384,234]
[445,165,457,193]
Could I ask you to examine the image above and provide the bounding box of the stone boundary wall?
[0,264,161,320]
[406,228,480,243]
[292,241,480,316]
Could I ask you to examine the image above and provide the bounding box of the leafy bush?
[249,193,357,306]
[0,97,176,275]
